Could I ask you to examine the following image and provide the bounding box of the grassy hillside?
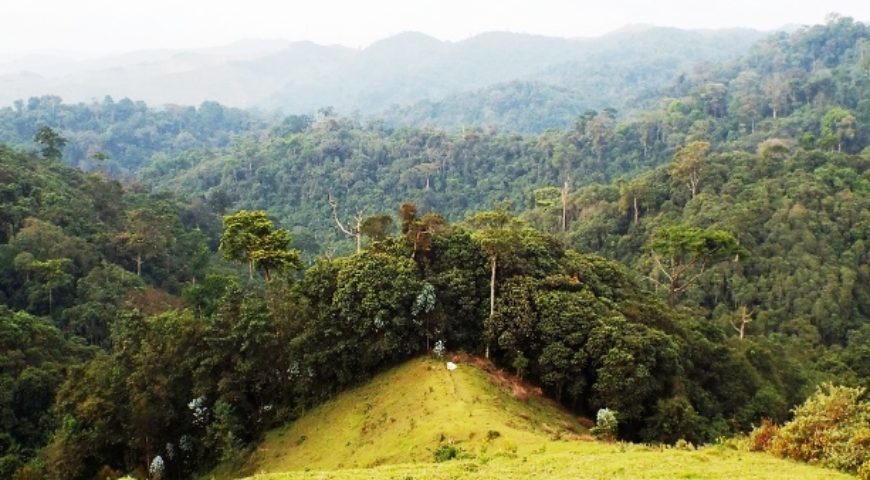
[206,357,851,480]
[211,356,586,477]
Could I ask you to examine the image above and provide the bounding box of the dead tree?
[329,196,364,254]
[730,305,754,340]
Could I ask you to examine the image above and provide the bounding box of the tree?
[359,214,394,243]
[33,126,66,160]
[649,225,741,307]
[31,258,73,314]
[763,74,788,119]
[329,196,364,254]
[618,176,650,225]
[467,209,526,358]
[114,209,173,276]
[533,180,571,232]
[821,107,858,152]
[729,305,754,340]
[219,210,301,281]
[670,141,710,199]
[586,110,615,164]
[400,203,447,259]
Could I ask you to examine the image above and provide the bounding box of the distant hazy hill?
[379,27,768,131]
[0,26,765,127]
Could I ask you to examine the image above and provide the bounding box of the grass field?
[204,357,854,480]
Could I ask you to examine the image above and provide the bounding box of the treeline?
[10,202,828,479]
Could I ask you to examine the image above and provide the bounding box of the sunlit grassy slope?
[209,357,852,480]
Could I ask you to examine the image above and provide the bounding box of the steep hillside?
[208,357,850,480]
[215,357,585,477]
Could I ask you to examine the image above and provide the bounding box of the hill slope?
[209,357,850,480]
[0,27,762,119]
[215,356,587,477]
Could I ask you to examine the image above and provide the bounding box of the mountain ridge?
[0,26,765,117]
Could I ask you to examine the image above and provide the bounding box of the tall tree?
[329,196,364,254]
[467,209,526,358]
[219,210,301,281]
[821,107,858,152]
[649,225,741,307]
[33,126,67,160]
[114,209,173,277]
[670,141,710,199]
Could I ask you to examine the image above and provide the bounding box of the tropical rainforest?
[0,14,868,480]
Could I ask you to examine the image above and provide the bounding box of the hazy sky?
[2,0,869,55]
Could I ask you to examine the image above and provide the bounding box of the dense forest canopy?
[0,97,270,177]
[0,14,868,480]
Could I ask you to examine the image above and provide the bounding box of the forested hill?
[0,26,762,121]
[0,15,869,480]
[138,16,869,372]
[0,145,224,478]
[0,97,269,176]
[381,16,868,132]
[141,17,869,249]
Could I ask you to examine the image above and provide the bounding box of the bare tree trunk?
[633,195,639,224]
[329,196,363,254]
[486,255,496,359]
[136,253,142,276]
[561,179,569,232]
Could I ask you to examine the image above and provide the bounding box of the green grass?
[205,357,853,480]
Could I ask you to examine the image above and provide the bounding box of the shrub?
[433,340,446,358]
[748,419,779,452]
[590,408,618,441]
[148,456,165,480]
[433,444,460,462]
[764,384,870,476]
[642,396,709,444]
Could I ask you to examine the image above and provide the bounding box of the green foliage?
[0,17,868,480]
[432,444,461,463]
[756,384,870,477]
[0,307,92,478]
[0,96,265,175]
[649,225,740,306]
[33,127,66,160]
[219,210,301,281]
[591,408,619,441]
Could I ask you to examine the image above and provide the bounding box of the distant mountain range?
[0,27,768,130]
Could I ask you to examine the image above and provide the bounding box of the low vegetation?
[209,358,849,480]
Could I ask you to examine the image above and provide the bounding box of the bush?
[433,340,446,358]
[759,384,870,476]
[748,419,779,452]
[642,396,709,444]
[590,408,618,441]
[433,443,461,462]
